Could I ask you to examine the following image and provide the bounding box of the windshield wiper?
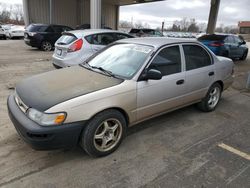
[79,62,91,70]
[91,66,116,77]
[80,63,116,78]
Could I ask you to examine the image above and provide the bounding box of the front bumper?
[7,94,86,150]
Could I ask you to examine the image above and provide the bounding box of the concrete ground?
[0,40,249,188]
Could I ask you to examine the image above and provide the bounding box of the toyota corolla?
[7,38,234,157]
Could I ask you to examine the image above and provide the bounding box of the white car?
[52,29,134,68]
[0,25,6,39]
[6,25,25,39]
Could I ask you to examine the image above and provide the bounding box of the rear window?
[57,34,77,45]
[198,34,226,41]
[26,25,48,32]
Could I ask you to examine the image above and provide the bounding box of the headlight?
[27,108,66,126]
[28,32,36,36]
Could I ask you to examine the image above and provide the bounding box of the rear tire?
[240,50,248,60]
[41,41,53,51]
[197,83,222,112]
[81,109,127,157]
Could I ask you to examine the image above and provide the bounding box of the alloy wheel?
[94,118,122,152]
[42,41,52,51]
[208,87,220,108]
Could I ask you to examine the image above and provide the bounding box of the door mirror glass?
[142,69,162,80]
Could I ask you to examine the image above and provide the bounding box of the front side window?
[183,45,212,71]
[87,44,153,79]
[149,46,182,76]
[115,33,132,40]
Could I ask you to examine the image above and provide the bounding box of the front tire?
[240,50,248,60]
[81,109,127,157]
[197,83,222,112]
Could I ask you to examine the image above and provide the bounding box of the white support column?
[90,0,101,29]
[22,0,30,26]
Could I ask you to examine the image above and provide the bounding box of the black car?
[129,28,163,37]
[24,24,73,51]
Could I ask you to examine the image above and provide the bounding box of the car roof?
[66,29,130,38]
[117,37,198,48]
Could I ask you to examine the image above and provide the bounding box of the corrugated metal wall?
[27,0,49,24]
[79,0,90,25]
[52,0,78,27]
[102,3,117,29]
[26,0,117,29]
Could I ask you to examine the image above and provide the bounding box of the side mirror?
[141,69,162,80]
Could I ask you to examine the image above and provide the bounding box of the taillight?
[68,39,83,52]
[209,42,224,47]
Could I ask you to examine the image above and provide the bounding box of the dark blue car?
[198,34,248,60]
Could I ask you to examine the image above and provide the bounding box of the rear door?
[136,45,186,121]
[182,44,215,103]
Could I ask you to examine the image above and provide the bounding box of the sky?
[0,0,249,28]
[120,0,250,28]
[0,0,21,4]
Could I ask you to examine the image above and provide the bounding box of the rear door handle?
[176,79,185,85]
[208,71,215,76]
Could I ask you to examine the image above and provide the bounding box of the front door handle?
[176,79,184,85]
[208,71,215,76]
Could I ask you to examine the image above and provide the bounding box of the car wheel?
[41,41,53,51]
[240,50,248,60]
[197,83,222,112]
[53,63,62,69]
[81,109,127,157]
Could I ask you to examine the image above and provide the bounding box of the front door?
[136,45,186,121]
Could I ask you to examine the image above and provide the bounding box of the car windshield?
[86,43,153,79]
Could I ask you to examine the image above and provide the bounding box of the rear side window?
[85,33,116,45]
[183,45,212,71]
[224,36,234,43]
[149,46,182,76]
[27,25,48,32]
[198,34,226,41]
[52,26,63,33]
[57,34,77,45]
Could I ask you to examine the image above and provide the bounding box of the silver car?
[8,38,234,157]
[52,29,133,68]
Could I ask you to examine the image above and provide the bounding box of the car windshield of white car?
[87,43,153,79]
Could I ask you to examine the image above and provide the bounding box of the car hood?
[16,66,123,111]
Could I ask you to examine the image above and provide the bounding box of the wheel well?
[108,107,130,126]
[91,107,130,126]
[215,80,224,91]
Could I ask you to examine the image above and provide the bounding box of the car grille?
[14,94,29,113]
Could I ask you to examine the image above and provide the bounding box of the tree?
[187,19,199,32]
[134,21,143,29]
[0,2,24,24]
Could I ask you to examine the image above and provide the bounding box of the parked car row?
[0,24,25,39]
[21,22,249,64]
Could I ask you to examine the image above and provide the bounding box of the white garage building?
[22,0,221,33]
